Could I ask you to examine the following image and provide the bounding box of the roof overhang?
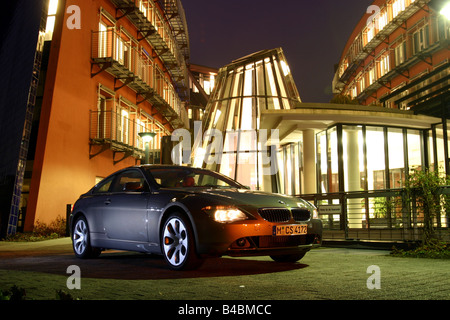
[260,103,441,144]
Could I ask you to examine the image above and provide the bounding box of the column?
[303,129,316,194]
[346,128,363,228]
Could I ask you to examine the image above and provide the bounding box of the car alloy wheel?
[72,216,100,259]
[73,218,88,255]
[162,213,203,270]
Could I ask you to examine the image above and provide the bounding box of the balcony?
[89,110,165,164]
[110,0,189,100]
[91,29,188,129]
[334,0,430,93]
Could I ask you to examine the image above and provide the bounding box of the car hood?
[196,188,312,210]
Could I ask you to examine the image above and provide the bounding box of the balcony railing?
[91,29,189,129]
[89,110,168,163]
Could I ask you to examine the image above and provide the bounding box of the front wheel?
[270,252,306,263]
[72,216,101,259]
[161,213,203,270]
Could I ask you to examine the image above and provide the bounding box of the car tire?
[72,215,101,259]
[270,252,306,263]
[161,212,203,270]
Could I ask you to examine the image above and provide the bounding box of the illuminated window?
[413,25,429,55]
[45,0,58,41]
[366,24,375,43]
[98,23,108,58]
[392,0,406,19]
[388,128,405,188]
[378,53,390,77]
[358,74,366,93]
[120,109,129,145]
[394,41,406,66]
[368,66,376,86]
[115,36,126,65]
[351,85,358,99]
[378,9,388,31]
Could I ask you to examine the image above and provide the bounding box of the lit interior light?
[138,132,156,143]
[441,3,450,20]
[45,16,56,35]
[48,0,58,15]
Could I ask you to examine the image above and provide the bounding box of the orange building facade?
[23,0,191,230]
[333,0,449,113]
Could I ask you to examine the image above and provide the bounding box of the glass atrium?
[193,48,301,191]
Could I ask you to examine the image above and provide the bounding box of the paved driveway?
[0,238,449,301]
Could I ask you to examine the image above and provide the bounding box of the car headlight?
[203,206,248,223]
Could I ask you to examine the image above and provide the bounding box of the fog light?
[237,238,247,247]
[314,235,322,244]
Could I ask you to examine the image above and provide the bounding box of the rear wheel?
[161,212,203,270]
[270,252,306,263]
[72,216,101,259]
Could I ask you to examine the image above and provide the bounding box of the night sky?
[183,0,374,103]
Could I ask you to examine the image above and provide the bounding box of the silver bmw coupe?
[70,165,322,270]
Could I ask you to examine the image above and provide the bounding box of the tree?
[404,169,450,244]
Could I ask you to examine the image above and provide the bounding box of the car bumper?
[196,218,323,257]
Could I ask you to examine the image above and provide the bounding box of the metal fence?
[300,187,450,242]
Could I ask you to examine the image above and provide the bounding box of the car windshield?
[144,167,244,189]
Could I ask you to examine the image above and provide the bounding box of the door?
[102,169,150,242]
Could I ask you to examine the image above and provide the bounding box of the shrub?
[4,216,67,242]
[0,285,27,300]
[391,240,450,259]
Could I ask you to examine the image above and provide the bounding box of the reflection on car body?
[70,165,322,270]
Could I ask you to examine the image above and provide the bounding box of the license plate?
[273,224,307,236]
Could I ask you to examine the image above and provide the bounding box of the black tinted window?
[110,170,148,193]
[145,167,243,189]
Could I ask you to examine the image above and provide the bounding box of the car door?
[102,169,150,242]
[83,174,116,234]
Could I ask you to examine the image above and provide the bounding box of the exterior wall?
[25,0,187,228]
[333,0,449,109]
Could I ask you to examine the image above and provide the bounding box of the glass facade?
[313,123,448,230]
[194,48,301,191]
[316,124,432,194]
[277,142,303,196]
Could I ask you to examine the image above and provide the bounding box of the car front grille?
[258,208,311,222]
[258,208,291,222]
